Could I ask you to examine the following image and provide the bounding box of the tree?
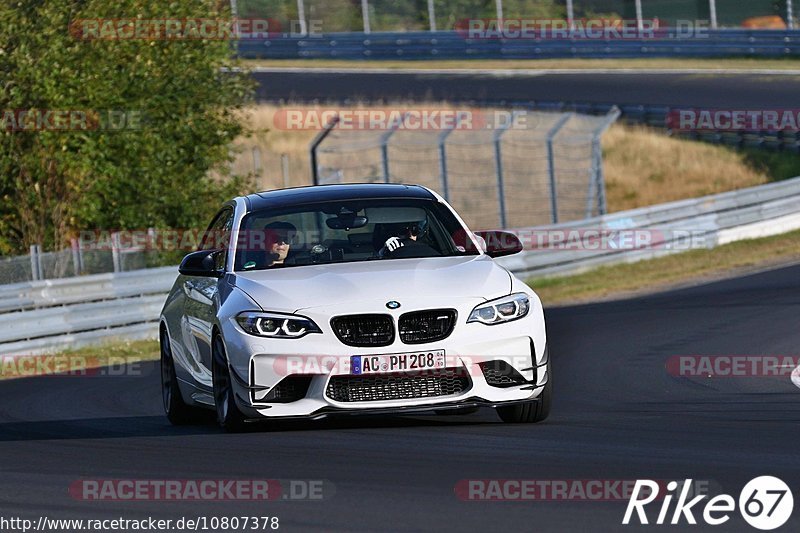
[0,0,253,255]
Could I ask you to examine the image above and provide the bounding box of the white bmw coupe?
[159,184,550,431]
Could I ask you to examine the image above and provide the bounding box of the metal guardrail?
[496,175,800,278]
[238,29,800,60]
[0,267,176,356]
[3,176,800,356]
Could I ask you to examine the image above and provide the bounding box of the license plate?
[351,350,446,375]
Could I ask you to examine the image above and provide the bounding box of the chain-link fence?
[311,108,619,230]
[0,241,153,285]
[237,0,796,33]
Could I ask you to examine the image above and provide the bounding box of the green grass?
[528,228,800,306]
[0,339,159,381]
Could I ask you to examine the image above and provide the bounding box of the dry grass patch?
[602,125,771,211]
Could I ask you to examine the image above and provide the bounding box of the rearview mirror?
[473,231,524,258]
[179,250,224,278]
[326,215,368,230]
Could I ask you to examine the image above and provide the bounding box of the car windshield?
[233,198,478,272]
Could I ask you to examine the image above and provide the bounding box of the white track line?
[247,67,800,76]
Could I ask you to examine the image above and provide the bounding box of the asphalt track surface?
[1,264,799,532]
[253,69,800,108]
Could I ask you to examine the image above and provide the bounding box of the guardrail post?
[111,232,121,273]
[546,113,573,224]
[309,115,340,186]
[789,0,795,30]
[493,111,517,229]
[427,0,436,31]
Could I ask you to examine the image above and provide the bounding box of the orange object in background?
[741,16,788,29]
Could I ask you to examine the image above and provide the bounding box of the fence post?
[361,0,371,34]
[427,0,436,31]
[111,232,121,273]
[566,0,574,29]
[546,113,573,224]
[588,106,621,217]
[789,0,795,30]
[380,112,407,183]
[309,115,340,185]
[30,244,41,281]
[635,0,643,32]
[296,0,308,36]
[281,153,290,188]
[708,0,718,30]
[71,238,81,277]
[252,146,262,177]
[437,115,466,202]
[493,111,517,229]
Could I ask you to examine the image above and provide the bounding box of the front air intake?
[331,314,395,347]
[398,309,457,344]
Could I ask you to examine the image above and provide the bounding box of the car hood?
[232,255,511,313]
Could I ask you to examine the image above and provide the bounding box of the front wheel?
[161,328,203,425]
[212,335,248,432]
[496,358,552,424]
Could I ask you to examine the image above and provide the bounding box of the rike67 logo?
[623,477,794,530]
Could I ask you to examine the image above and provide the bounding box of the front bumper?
[220,295,548,419]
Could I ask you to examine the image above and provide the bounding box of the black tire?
[212,335,247,432]
[160,328,203,425]
[496,359,552,424]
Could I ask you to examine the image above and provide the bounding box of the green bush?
[0,1,254,255]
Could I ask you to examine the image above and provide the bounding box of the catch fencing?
[236,0,797,35]
[311,108,620,230]
[0,236,161,285]
[238,29,800,60]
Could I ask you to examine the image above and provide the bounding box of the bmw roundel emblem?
[386,301,401,310]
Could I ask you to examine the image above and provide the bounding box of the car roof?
[244,183,437,212]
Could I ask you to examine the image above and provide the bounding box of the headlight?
[468,293,530,325]
[235,311,321,339]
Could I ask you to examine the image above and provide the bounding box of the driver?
[379,219,437,258]
[262,221,297,267]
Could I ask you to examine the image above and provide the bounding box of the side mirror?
[473,231,524,258]
[179,250,224,278]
